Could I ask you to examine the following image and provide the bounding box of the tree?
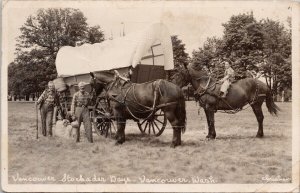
[171,35,189,68]
[190,13,291,100]
[86,26,105,44]
[190,37,224,79]
[222,12,265,79]
[9,8,105,99]
[260,18,291,98]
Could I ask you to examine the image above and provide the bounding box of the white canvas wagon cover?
[56,23,174,77]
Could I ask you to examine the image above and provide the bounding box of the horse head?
[89,71,115,96]
[187,64,210,79]
[170,67,191,88]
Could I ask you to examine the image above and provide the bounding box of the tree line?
[8,9,291,101]
[172,12,291,100]
[8,8,105,100]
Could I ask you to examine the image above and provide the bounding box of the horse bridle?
[184,67,216,97]
[91,76,109,94]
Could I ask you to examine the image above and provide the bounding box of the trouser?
[75,107,93,143]
[40,103,54,136]
[220,80,231,95]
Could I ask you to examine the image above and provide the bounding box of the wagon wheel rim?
[137,109,167,137]
[92,97,115,138]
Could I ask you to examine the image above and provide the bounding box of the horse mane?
[189,63,203,71]
[187,64,209,79]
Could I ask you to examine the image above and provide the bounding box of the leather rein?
[184,68,261,114]
[184,68,218,98]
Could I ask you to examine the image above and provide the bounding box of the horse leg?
[165,110,182,148]
[251,103,264,138]
[115,117,126,144]
[204,109,216,139]
[204,109,211,138]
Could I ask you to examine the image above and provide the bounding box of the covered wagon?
[54,23,175,137]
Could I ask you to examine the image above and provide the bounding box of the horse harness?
[193,75,263,114]
[106,78,177,120]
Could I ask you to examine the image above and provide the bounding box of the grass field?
[7,101,292,184]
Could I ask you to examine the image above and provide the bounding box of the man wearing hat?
[70,82,93,143]
[219,61,235,98]
[36,81,60,136]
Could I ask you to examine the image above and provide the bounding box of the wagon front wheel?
[137,109,167,137]
[92,97,116,138]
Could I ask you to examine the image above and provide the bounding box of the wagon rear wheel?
[92,97,116,138]
[137,109,167,137]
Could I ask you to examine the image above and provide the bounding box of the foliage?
[171,35,189,68]
[8,8,105,97]
[260,18,291,94]
[191,13,291,98]
[190,37,224,79]
[222,13,265,79]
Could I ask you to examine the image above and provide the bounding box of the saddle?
[194,79,237,99]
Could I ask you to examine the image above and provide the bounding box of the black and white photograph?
[1,0,299,192]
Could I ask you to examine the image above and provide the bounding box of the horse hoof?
[256,134,264,138]
[170,144,176,148]
[115,141,123,145]
[115,138,125,145]
[206,135,216,140]
[170,142,181,148]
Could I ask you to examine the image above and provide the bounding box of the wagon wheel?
[137,109,167,137]
[92,97,116,138]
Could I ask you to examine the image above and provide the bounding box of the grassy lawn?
[6,101,292,184]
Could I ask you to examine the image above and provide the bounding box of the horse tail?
[176,94,187,134]
[265,89,280,116]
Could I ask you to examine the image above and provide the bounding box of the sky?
[2,0,292,65]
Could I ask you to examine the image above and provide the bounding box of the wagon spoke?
[151,122,156,134]
[140,119,147,126]
[143,122,149,133]
[153,121,161,132]
[111,121,116,132]
[155,112,165,117]
[98,105,106,111]
[109,124,112,137]
[154,117,164,124]
[137,109,166,137]
[148,121,151,134]
[155,110,164,115]
[104,122,109,137]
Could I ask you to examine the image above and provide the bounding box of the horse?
[89,71,187,147]
[171,64,280,139]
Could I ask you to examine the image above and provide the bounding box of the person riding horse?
[170,64,280,139]
[219,61,235,98]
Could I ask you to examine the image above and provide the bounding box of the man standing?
[219,61,235,98]
[36,81,60,136]
[71,82,93,143]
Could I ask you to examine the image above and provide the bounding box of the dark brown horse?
[171,65,280,139]
[90,71,186,147]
